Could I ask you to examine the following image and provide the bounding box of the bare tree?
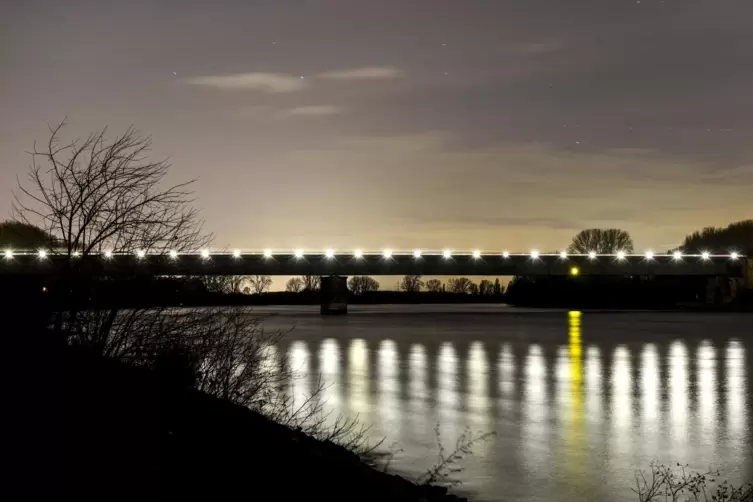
[447,277,474,294]
[202,275,245,294]
[568,228,634,254]
[399,275,424,293]
[301,275,321,292]
[348,276,380,295]
[478,279,494,295]
[425,279,443,293]
[14,121,211,256]
[248,275,273,294]
[285,277,304,293]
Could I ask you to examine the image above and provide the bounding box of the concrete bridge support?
[320,276,348,315]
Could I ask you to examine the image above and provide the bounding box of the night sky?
[2,0,752,254]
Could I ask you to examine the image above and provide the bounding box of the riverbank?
[65,346,463,501]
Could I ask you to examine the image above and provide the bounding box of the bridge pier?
[320,276,348,315]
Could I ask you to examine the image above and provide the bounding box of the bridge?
[0,249,746,277]
[3,249,747,314]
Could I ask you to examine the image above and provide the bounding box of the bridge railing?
[0,249,746,277]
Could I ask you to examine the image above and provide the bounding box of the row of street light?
[2,248,742,261]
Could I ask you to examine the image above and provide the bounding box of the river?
[255,305,752,501]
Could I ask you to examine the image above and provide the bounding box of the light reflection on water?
[270,310,752,502]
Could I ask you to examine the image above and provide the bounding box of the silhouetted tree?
[494,278,503,296]
[447,277,474,294]
[478,279,494,295]
[14,121,210,256]
[285,277,304,293]
[681,219,753,254]
[348,276,380,295]
[248,275,272,294]
[425,279,443,293]
[567,228,634,254]
[469,283,479,295]
[399,275,424,293]
[203,275,245,294]
[302,275,321,292]
[0,220,53,249]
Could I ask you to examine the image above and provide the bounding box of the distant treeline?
[504,275,710,309]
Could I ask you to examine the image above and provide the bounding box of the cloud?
[317,66,404,80]
[183,72,305,93]
[264,133,753,250]
[280,105,342,117]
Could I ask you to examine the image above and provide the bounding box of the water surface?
[257,305,752,501]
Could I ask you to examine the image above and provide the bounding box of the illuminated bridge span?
[1,249,746,278]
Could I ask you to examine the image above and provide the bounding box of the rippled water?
[256,305,752,501]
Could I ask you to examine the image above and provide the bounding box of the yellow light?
[443,249,452,259]
[472,250,481,259]
[38,250,47,259]
[136,249,146,258]
[232,249,241,258]
[264,249,273,258]
[294,249,304,259]
[169,250,178,259]
[588,251,597,259]
[42,286,47,292]
[701,251,710,260]
[4,250,13,259]
[353,249,363,259]
[568,310,582,317]
[570,266,580,276]
[325,249,335,259]
[200,249,210,259]
[383,249,393,259]
[413,249,422,258]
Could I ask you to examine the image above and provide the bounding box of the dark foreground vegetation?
[65,345,462,502]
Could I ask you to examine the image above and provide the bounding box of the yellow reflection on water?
[696,341,717,441]
[563,310,586,477]
[569,311,583,415]
[348,339,369,414]
[319,339,341,408]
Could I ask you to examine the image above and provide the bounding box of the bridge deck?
[0,253,745,277]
